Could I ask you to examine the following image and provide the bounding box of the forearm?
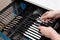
[56,10,60,18]
[50,32,60,40]
[39,26,60,40]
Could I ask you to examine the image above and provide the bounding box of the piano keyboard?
[2,8,56,40]
[21,14,56,40]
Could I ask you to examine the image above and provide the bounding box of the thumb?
[41,15,50,20]
[38,26,46,30]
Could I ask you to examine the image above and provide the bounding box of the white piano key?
[5,27,9,28]
[8,14,13,20]
[32,24,38,28]
[1,19,7,25]
[4,19,10,24]
[1,15,9,22]
[0,15,5,19]
[1,21,5,24]
[9,23,14,26]
[2,19,8,25]
[36,18,39,20]
[7,14,15,21]
[12,21,17,24]
[7,14,14,20]
[23,33,36,40]
[10,13,15,19]
[3,20,9,25]
[36,17,41,20]
[26,29,40,39]
[39,17,41,19]
[37,20,42,23]
[8,25,13,28]
[25,31,40,39]
[6,26,11,28]
[13,21,18,23]
[34,23,40,26]
[16,16,22,19]
[11,22,17,25]
[0,25,3,29]
[7,24,10,25]
[28,28,41,38]
[27,29,39,38]
[0,17,3,21]
[31,26,38,31]
[1,13,7,17]
[5,27,11,30]
[0,15,6,21]
[30,26,38,31]
[4,29,7,31]
[6,16,10,22]
[11,22,14,24]
[28,27,39,34]
[6,16,12,22]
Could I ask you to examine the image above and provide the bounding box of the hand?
[39,26,60,40]
[41,10,60,20]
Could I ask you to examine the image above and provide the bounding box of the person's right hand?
[41,10,60,20]
[39,26,60,40]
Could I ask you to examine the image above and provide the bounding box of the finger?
[40,13,50,20]
[38,26,44,35]
[38,26,46,30]
[38,26,43,32]
[41,15,49,20]
[42,12,48,17]
[44,19,51,23]
[39,26,49,30]
[41,13,48,19]
[38,26,47,35]
[41,11,50,17]
[41,11,52,20]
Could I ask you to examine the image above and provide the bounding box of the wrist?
[54,11,60,19]
[57,10,60,18]
[50,32,60,40]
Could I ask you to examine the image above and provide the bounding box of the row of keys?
[22,14,56,40]
[20,17,41,40]
[20,9,43,40]
[0,6,16,31]
[2,16,22,36]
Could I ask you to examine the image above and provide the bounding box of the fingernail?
[39,29,40,31]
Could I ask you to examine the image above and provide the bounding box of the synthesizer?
[0,0,60,40]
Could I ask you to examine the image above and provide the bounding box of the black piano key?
[17,27,41,40]
[18,29,37,40]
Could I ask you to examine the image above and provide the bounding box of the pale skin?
[39,10,60,40]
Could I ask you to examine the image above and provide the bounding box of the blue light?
[11,2,27,16]
[20,2,26,9]
[0,32,10,40]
